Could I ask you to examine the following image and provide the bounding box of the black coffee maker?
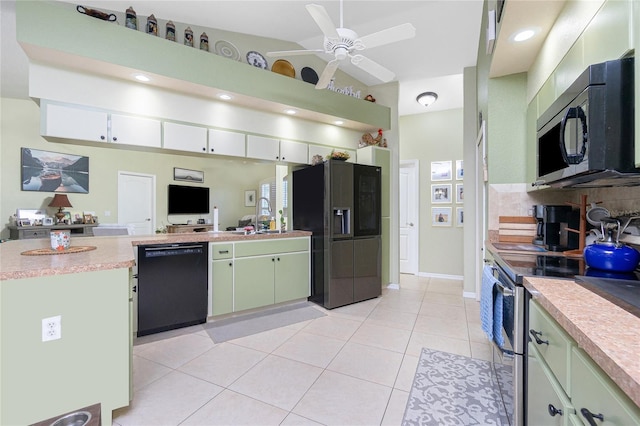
[532,205,578,251]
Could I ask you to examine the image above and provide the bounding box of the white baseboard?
[386,283,400,290]
[417,272,464,281]
[463,291,477,299]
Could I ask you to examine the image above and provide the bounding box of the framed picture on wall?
[456,160,464,180]
[456,207,464,227]
[174,167,204,183]
[456,184,464,203]
[430,161,452,181]
[21,147,89,193]
[431,184,452,203]
[432,207,452,227]
[244,190,256,207]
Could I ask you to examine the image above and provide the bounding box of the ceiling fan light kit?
[267,2,416,90]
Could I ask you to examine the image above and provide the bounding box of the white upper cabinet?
[163,122,208,153]
[247,135,308,163]
[43,103,108,142]
[208,129,246,157]
[279,140,308,164]
[246,135,280,161]
[110,114,161,148]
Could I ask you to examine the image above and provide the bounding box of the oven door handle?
[495,280,514,297]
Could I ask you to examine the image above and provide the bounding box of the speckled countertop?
[0,230,311,281]
[524,277,640,408]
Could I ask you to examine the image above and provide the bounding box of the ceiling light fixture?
[334,120,344,125]
[285,109,296,115]
[416,92,438,107]
[133,73,150,82]
[511,27,539,43]
[218,94,232,100]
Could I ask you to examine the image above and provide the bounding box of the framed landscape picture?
[456,160,464,180]
[174,167,204,183]
[21,147,89,193]
[456,184,464,203]
[456,207,464,227]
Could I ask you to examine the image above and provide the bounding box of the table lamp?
[48,194,73,224]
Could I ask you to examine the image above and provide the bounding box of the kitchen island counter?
[0,230,311,281]
[524,276,640,408]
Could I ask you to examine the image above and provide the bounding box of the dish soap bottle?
[269,217,276,230]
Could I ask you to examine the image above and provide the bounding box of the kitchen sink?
[257,229,286,234]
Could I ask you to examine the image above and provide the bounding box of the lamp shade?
[48,194,73,208]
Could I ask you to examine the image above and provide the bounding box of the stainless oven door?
[492,265,526,426]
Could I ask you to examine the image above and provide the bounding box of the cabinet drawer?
[21,229,51,239]
[211,243,233,260]
[235,238,308,257]
[570,348,640,426]
[529,300,574,395]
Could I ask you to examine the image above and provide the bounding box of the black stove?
[493,251,640,318]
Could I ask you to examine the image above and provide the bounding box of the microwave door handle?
[560,106,587,165]
[559,106,576,165]
[574,106,588,163]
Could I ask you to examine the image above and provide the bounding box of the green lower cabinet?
[570,348,640,426]
[234,256,275,311]
[275,252,310,303]
[528,343,574,426]
[211,259,234,316]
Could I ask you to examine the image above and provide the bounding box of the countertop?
[524,276,640,408]
[0,230,311,281]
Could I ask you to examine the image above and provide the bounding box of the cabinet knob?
[228,262,232,267]
[202,147,206,151]
[529,329,549,345]
[580,408,604,426]
[112,136,118,142]
[272,258,275,262]
[100,135,106,140]
[547,404,563,417]
[211,148,214,152]
[281,156,285,161]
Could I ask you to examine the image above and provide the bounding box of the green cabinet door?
[234,256,275,311]
[275,252,310,303]
[527,344,574,426]
[212,259,234,316]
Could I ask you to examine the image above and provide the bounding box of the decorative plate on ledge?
[246,51,268,69]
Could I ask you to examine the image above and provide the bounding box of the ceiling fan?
[266,2,416,89]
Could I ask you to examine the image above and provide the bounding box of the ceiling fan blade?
[350,54,396,83]
[315,59,340,89]
[306,4,340,39]
[357,23,416,50]
[266,49,324,57]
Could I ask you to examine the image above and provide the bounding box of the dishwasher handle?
[143,244,203,251]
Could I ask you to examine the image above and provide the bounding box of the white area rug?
[203,302,326,343]
[402,348,511,425]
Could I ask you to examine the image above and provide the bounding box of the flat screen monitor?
[168,184,210,215]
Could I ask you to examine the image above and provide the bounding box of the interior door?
[399,160,419,274]
[118,171,155,235]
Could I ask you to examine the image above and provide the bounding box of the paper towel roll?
[213,206,219,232]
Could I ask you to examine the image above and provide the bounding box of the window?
[259,178,276,217]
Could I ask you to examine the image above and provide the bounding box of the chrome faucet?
[255,197,272,231]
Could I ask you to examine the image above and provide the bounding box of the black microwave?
[535,57,636,188]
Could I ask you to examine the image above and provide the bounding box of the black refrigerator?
[293,160,381,309]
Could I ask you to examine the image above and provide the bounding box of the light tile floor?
[113,274,488,425]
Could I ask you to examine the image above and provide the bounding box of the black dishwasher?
[137,242,208,336]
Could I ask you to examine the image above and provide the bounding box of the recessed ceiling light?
[285,109,296,115]
[416,92,438,107]
[133,74,150,82]
[511,28,539,42]
[218,94,232,100]
[334,120,344,125]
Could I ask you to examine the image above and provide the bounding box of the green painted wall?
[399,109,464,276]
[0,98,275,238]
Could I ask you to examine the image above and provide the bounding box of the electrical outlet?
[42,315,61,342]
[104,210,111,217]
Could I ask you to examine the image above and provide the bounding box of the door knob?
[409,222,414,226]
